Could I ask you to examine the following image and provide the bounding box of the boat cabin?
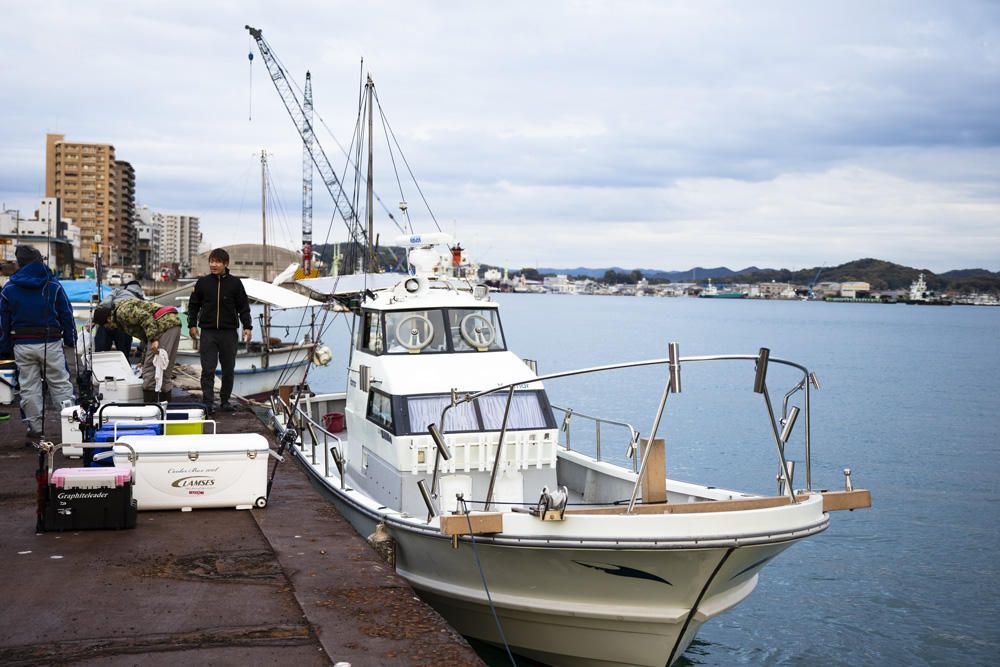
[343,278,560,515]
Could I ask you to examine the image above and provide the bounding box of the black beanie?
[93,304,112,327]
[15,245,41,268]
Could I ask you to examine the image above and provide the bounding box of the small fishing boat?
[172,277,325,400]
[272,239,871,667]
[246,31,870,664]
[169,152,330,400]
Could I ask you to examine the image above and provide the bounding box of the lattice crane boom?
[246,25,363,260]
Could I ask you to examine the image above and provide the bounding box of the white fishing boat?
[173,277,325,400]
[170,151,331,400]
[246,29,870,664]
[269,239,871,667]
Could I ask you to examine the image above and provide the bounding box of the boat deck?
[0,390,483,666]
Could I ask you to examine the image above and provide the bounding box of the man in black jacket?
[187,248,252,413]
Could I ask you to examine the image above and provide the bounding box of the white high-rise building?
[135,205,163,278]
[161,214,202,275]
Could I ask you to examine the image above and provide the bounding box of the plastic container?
[91,351,143,404]
[112,433,270,511]
[0,368,16,405]
[323,412,345,433]
[165,408,206,435]
[90,425,160,467]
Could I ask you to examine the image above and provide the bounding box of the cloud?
[1,1,999,273]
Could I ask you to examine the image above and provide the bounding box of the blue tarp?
[60,279,113,303]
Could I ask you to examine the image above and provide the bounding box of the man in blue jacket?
[0,246,76,442]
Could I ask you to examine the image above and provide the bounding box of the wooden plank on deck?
[439,512,504,536]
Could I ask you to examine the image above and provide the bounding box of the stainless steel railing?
[429,344,816,515]
[549,405,640,472]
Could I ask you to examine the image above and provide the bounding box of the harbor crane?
[246,25,364,274]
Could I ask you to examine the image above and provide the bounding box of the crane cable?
[247,37,254,122]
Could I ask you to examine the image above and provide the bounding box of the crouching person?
[92,299,181,403]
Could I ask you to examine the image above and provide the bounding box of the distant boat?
[698,278,747,299]
[906,273,952,306]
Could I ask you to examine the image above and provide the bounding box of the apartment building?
[161,214,202,275]
[0,198,81,273]
[45,133,136,265]
[134,205,162,279]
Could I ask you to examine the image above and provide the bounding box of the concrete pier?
[0,395,483,666]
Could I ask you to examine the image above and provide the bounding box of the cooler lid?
[102,405,162,419]
[112,433,270,454]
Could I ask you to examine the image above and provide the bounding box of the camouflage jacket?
[111,299,181,342]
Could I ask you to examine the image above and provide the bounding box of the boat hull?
[176,343,312,399]
[291,445,826,667]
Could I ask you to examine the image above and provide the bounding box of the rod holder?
[753,347,770,394]
[359,365,371,392]
[843,468,853,492]
[779,405,800,444]
[777,460,796,496]
[668,342,681,393]
[417,479,437,521]
[427,423,452,461]
[809,372,821,390]
[560,409,573,433]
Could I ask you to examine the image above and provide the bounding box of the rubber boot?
[158,391,172,405]
[142,389,158,404]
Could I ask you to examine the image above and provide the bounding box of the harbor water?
[290,293,1000,666]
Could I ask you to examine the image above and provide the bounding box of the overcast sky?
[2,1,998,272]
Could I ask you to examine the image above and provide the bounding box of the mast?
[365,75,376,273]
[261,149,270,283]
[260,149,271,367]
[302,71,314,276]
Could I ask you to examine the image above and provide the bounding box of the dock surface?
[0,395,483,666]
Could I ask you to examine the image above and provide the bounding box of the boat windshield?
[398,390,554,435]
[364,307,506,355]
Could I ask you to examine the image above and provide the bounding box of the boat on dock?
[246,28,871,665]
[274,242,871,667]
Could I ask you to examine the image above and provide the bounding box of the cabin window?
[406,395,479,433]
[360,311,384,354]
[478,392,551,430]
[399,390,555,436]
[385,309,448,354]
[448,308,505,352]
[367,388,395,432]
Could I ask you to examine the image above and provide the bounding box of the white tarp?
[241,278,323,309]
[297,273,408,297]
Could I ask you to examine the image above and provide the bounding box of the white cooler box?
[61,405,166,457]
[113,433,269,511]
[0,367,16,405]
[91,351,143,403]
[61,406,86,457]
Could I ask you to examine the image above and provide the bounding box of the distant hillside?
[726,258,1000,293]
[536,266,760,281]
